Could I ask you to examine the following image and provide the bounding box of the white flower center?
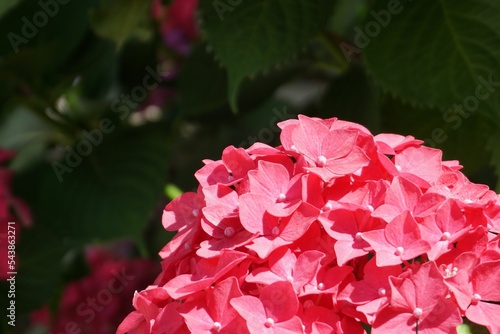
[265,318,274,328]
[441,231,451,241]
[212,322,222,332]
[444,266,458,278]
[316,155,327,167]
[413,307,423,319]
[395,246,404,256]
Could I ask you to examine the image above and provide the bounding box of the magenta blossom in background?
[118,115,500,334]
[0,148,31,226]
[0,148,32,279]
[152,0,199,55]
[32,243,160,334]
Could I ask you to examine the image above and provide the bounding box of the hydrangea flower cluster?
[118,115,500,334]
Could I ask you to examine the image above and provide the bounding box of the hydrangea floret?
[118,115,500,334]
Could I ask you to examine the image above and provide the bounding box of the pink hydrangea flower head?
[119,115,500,334]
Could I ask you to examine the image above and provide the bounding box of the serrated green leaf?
[179,44,299,119]
[200,0,333,110]
[89,0,150,49]
[364,0,500,110]
[38,126,168,243]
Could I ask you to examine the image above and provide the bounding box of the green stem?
[313,62,347,74]
[318,32,350,72]
[21,96,79,144]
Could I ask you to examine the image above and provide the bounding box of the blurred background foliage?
[0,0,498,332]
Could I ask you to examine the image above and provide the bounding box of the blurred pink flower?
[152,0,199,55]
[33,244,160,334]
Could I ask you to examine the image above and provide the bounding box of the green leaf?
[320,65,381,132]
[457,319,490,334]
[380,95,495,176]
[165,183,183,200]
[200,0,333,110]
[490,133,500,191]
[0,106,52,172]
[328,0,368,36]
[0,0,99,103]
[8,124,169,313]
[179,44,299,119]
[14,226,68,314]
[179,44,229,117]
[89,0,150,49]
[69,38,118,100]
[364,0,500,110]
[0,164,67,314]
[38,126,168,243]
[0,0,16,18]
[0,0,97,60]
